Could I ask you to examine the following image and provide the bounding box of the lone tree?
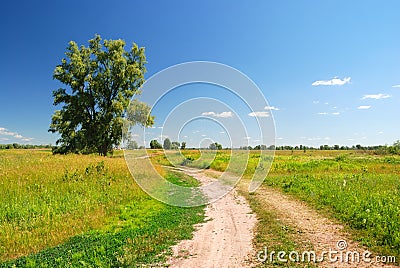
[49,35,152,155]
[150,139,162,149]
[171,141,180,150]
[163,138,172,150]
[209,142,222,150]
[180,141,186,150]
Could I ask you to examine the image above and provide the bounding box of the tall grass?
[159,149,400,260]
[0,149,204,266]
[191,149,400,260]
[264,151,400,259]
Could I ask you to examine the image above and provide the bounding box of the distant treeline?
[0,144,52,150]
[239,142,400,155]
[3,141,400,155]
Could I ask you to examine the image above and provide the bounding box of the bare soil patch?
[167,169,257,267]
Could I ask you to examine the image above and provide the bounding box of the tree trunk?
[99,143,108,156]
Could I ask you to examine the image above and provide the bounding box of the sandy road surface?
[166,167,396,267]
[253,186,396,267]
[167,168,257,268]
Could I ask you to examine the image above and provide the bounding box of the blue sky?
[0,0,399,147]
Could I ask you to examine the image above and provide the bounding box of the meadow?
[0,149,204,267]
[1,148,400,266]
[155,149,400,261]
[265,150,400,259]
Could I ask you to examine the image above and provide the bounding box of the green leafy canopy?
[49,35,153,155]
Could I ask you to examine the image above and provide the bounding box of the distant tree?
[49,35,149,156]
[171,141,180,150]
[260,144,267,150]
[150,139,162,149]
[163,138,171,150]
[209,142,222,150]
[180,141,186,150]
[334,145,340,150]
[127,140,138,150]
[394,140,400,148]
[209,143,216,150]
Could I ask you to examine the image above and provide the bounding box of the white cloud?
[313,100,320,104]
[248,111,270,117]
[277,137,283,140]
[362,94,391,100]
[358,105,371,110]
[318,112,340,115]
[201,134,207,137]
[202,111,233,118]
[0,128,16,136]
[378,131,384,134]
[264,106,279,111]
[392,85,400,88]
[312,77,351,86]
[0,127,33,142]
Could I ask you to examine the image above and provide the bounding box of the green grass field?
[0,149,204,267]
[1,149,400,266]
[153,149,400,261]
[265,150,400,259]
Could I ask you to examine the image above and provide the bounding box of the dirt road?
[167,168,395,267]
[253,186,395,267]
[167,168,257,268]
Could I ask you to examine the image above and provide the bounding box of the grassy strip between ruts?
[238,188,315,268]
[0,150,205,267]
